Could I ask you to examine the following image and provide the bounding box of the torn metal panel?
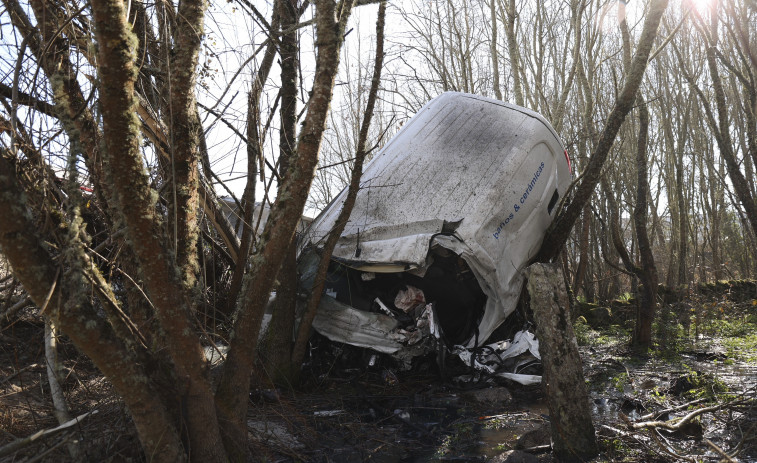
[311,295,403,354]
[299,92,570,379]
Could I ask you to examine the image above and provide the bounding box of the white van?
[298,92,571,372]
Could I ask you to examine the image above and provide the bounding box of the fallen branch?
[0,410,97,458]
[0,363,39,385]
[639,398,708,421]
[600,424,630,437]
[649,428,696,462]
[0,294,31,324]
[601,423,667,460]
[521,444,552,454]
[623,403,722,432]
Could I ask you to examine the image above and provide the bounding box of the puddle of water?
[316,355,756,462]
[379,397,553,462]
[685,357,757,390]
[475,415,545,458]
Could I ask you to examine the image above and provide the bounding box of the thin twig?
[0,363,39,385]
[0,294,32,324]
[38,267,60,315]
[704,439,738,463]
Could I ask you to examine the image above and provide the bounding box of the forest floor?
[0,297,756,462]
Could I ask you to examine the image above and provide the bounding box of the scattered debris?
[454,330,542,385]
[312,410,344,417]
[489,449,541,463]
[247,420,304,450]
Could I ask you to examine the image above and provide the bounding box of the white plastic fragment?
[454,330,542,385]
[313,410,345,417]
[374,297,393,316]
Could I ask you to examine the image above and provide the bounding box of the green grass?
[721,332,757,362]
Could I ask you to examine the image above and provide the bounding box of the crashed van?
[298,92,571,381]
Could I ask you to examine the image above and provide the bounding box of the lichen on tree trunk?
[525,263,598,462]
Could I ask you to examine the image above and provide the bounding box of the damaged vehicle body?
[298,92,571,384]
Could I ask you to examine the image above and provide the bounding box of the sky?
[198,1,389,215]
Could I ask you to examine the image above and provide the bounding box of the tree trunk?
[572,204,591,298]
[226,6,281,314]
[525,263,598,462]
[618,4,657,350]
[214,2,355,459]
[260,0,301,386]
[291,0,387,372]
[261,243,298,385]
[489,0,502,100]
[166,0,207,291]
[535,0,669,263]
[89,0,226,460]
[631,96,658,351]
[501,0,524,107]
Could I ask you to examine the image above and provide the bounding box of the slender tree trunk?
[291,0,387,372]
[551,0,583,133]
[572,204,591,298]
[502,0,524,107]
[167,0,207,290]
[44,321,71,425]
[631,96,658,351]
[261,0,302,385]
[215,2,355,459]
[618,1,657,350]
[675,153,688,286]
[226,6,281,314]
[535,0,669,263]
[711,157,725,280]
[489,0,502,101]
[601,177,635,277]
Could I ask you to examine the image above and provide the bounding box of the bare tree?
[535,0,670,263]
[0,0,366,460]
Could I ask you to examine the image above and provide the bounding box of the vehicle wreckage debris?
[300,249,545,384]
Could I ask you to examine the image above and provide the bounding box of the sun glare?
[683,0,713,15]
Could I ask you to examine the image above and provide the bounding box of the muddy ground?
[1,302,755,462]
